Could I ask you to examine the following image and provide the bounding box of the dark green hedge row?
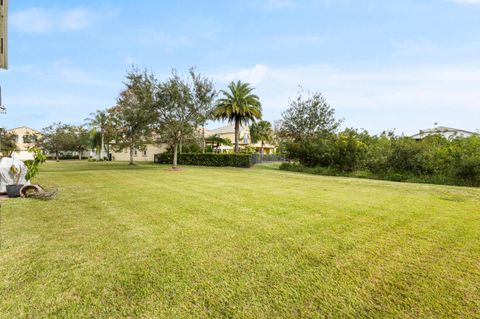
[46,155,89,160]
[282,132,480,187]
[155,153,253,168]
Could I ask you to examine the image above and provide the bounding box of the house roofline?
[6,126,41,134]
[411,126,478,138]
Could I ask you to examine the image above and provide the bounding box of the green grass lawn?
[1,161,479,318]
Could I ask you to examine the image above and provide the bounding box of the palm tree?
[85,110,108,160]
[205,134,232,151]
[250,120,274,157]
[213,81,262,153]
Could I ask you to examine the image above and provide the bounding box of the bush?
[155,153,253,168]
[282,132,480,187]
[47,155,89,160]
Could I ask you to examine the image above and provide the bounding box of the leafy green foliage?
[213,81,262,153]
[0,128,18,156]
[85,109,113,160]
[155,153,252,167]
[24,147,47,182]
[39,123,90,160]
[283,132,480,187]
[205,134,233,151]
[250,120,274,156]
[278,89,342,142]
[109,68,157,164]
[189,68,217,153]
[154,70,198,168]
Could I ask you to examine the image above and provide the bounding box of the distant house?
[6,126,41,160]
[411,126,477,140]
[110,144,167,162]
[109,124,276,162]
[209,124,276,154]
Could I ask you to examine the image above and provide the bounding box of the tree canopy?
[155,71,202,168]
[213,81,262,153]
[279,89,342,142]
[0,128,18,156]
[250,120,274,156]
[109,68,157,165]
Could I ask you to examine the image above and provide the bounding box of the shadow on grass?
[252,162,283,171]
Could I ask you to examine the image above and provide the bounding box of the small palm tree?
[250,120,274,157]
[213,81,262,153]
[205,134,232,151]
[85,110,108,160]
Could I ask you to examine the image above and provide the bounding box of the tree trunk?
[100,131,105,160]
[56,151,59,162]
[129,145,134,165]
[78,150,82,160]
[234,118,240,154]
[173,143,178,169]
[179,139,183,154]
[202,125,206,154]
[261,141,264,158]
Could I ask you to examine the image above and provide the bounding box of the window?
[143,149,147,157]
[134,149,138,157]
[23,134,37,144]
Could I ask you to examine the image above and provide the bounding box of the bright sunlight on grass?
[1,161,479,318]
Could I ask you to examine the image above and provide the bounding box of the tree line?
[36,68,274,168]
[10,66,478,186]
[276,89,480,186]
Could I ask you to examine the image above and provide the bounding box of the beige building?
[208,124,276,154]
[411,126,477,140]
[6,126,41,160]
[110,144,167,162]
[110,124,276,162]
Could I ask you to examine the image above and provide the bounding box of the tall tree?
[279,89,342,142]
[70,125,91,160]
[155,71,199,169]
[109,68,157,165]
[250,120,274,157]
[189,68,217,153]
[85,110,109,160]
[40,122,72,161]
[213,81,262,153]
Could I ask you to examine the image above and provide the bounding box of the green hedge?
[279,162,480,187]
[155,153,253,168]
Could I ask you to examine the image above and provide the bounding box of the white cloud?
[212,63,480,133]
[221,64,269,85]
[11,7,95,33]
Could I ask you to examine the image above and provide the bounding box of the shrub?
[47,155,89,160]
[282,131,480,187]
[155,153,253,168]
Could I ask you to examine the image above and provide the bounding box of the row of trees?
[276,90,480,186]
[38,68,277,167]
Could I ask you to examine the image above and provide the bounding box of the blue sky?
[2,0,480,134]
